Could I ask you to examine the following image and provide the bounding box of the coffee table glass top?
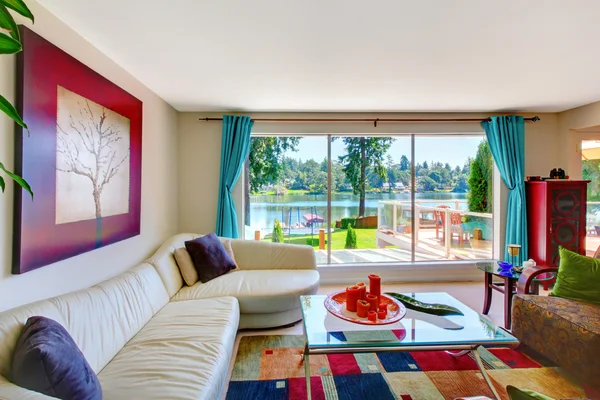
[300,292,518,349]
[476,261,555,281]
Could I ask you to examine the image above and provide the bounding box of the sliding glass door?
[245,134,494,265]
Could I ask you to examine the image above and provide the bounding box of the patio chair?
[449,211,468,246]
[435,206,466,245]
[434,205,451,240]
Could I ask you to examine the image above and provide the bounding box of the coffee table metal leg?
[446,349,470,357]
[303,343,311,400]
[473,346,500,400]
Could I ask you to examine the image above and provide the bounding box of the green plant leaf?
[0,0,33,22]
[0,94,27,130]
[0,5,19,40]
[0,31,20,53]
[0,175,4,192]
[0,162,32,198]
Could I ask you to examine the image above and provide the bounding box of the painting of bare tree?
[55,86,131,224]
[13,28,143,274]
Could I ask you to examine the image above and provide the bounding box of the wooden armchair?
[516,265,558,295]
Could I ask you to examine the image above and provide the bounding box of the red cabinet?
[526,180,589,266]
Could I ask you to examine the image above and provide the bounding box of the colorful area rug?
[226,335,591,400]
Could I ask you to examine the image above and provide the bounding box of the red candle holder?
[356,282,367,300]
[345,286,360,312]
[356,300,370,318]
[369,274,381,298]
[366,294,379,312]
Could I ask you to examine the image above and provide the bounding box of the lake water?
[249,192,468,229]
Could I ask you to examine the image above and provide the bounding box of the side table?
[476,261,555,329]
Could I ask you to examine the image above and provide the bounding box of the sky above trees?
[286,136,485,166]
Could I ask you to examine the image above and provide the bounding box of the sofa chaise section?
[147,233,320,329]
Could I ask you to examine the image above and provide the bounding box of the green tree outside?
[246,137,301,224]
[344,226,357,249]
[272,219,284,243]
[338,137,395,217]
[468,141,493,213]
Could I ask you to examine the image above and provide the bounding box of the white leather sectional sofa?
[0,233,319,399]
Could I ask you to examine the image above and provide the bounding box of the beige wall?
[0,1,179,311]
[558,101,600,179]
[178,112,560,234]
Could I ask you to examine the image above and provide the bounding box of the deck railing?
[377,200,493,258]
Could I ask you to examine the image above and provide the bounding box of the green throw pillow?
[550,247,600,306]
[506,385,555,400]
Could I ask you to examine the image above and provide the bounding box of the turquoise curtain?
[481,115,527,264]
[216,115,254,238]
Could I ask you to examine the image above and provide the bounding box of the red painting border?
[13,27,142,274]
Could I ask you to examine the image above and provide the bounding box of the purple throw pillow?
[185,233,237,283]
[11,316,102,400]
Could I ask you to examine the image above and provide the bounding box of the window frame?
[237,131,501,281]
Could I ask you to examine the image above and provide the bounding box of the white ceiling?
[38,0,600,113]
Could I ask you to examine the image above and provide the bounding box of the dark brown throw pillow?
[184,233,237,283]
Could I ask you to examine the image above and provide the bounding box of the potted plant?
[396,218,412,234]
[0,0,34,197]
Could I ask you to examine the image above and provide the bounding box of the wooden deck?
[314,227,492,264]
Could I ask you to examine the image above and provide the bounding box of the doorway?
[581,140,600,256]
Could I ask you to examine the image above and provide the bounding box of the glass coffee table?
[300,292,518,400]
[476,261,556,329]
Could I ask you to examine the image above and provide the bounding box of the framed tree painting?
[13,27,143,274]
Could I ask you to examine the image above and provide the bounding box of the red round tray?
[324,291,407,325]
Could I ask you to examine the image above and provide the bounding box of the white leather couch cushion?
[230,240,317,270]
[172,269,320,314]
[0,263,168,378]
[98,297,239,400]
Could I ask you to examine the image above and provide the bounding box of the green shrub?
[341,217,356,229]
[272,220,284,243]
[305,237,324,246]
[344,226,357,249]
[468,141,493,214]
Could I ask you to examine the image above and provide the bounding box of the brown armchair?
[512,264,600,391]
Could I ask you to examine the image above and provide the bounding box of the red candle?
[346,286,360,312]
[378,303,387,312]
[377,310,387,319]
[366,294,379,312]
[369,274,381,298]
[356,282,367,300]
[357,300,370,318]
[368,311,377,322]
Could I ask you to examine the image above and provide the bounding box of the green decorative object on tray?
[385,292,464,316]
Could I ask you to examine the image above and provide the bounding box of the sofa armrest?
[516,265,558,294]
[229,240,317,270]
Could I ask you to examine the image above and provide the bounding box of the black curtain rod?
[199,116,540,127]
